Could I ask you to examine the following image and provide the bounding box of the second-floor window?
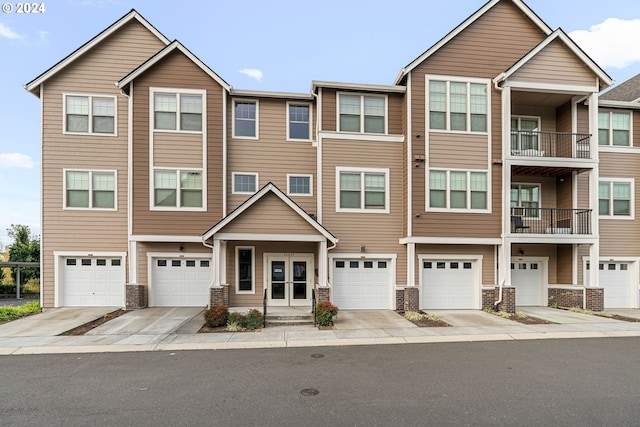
[429,170,487,211]
[65,95,115,134]
[154,92,203,132]
[288,174,312,196]
[599,180,632,218]
[233,172,258,194]
[511,183,540,218]
[428,79,488,132]
[338,94,386,134]
[154,169,203,209]
[337,168,389,213]
[511,117,540,151]
[598,111,631,146]
[65,170,116,210]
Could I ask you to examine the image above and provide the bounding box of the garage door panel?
[332,259,391,310]
[588,262,633,308]
[152,258,211,307]
[63,257,124,307]
[512,262,543,306]
[422,260,475,309]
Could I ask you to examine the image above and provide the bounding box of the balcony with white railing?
[510,131,591,160]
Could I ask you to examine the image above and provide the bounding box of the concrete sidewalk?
[1,306,640,355]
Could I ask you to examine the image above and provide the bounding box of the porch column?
[498,242,511,287]
[212,238,221,286]
[318,240,328,286]
[219,240,227,285]
[407,242,415,286]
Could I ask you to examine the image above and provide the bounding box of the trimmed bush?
[315,301,339,326]
[0,301,41,322]
[203,305,229,328]
[244,309,264,330]
[226,309,264,331]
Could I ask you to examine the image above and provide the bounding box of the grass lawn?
[0,301,41,322]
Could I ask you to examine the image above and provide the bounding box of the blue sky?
[1,0,640,249]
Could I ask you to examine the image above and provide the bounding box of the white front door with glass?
[266,254,313,306]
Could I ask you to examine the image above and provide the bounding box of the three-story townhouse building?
[27,0,638,314]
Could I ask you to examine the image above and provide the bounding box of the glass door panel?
[292,261,307,300]
[271,261,286,300]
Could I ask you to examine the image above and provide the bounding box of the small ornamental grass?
[0,300,41,322]
[315,301,339,326]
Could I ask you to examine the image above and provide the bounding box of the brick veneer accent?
[125,284,146,310]
[585,288,604,312]
[494,286,516,313]
[396,288,405,311]
[403,287,419,312]
[481,288,494,311]
[548,287,583,308]
[209,284,230,307]
[316,286,331,303]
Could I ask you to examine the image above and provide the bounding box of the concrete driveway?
[333,310,417,330]
[0,307,117,337]
[426,310,516,327]
[518,307,624,324]
[87,307,204,336]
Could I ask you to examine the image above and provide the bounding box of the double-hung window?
[233,100,258,138]
[65,170,116,210]
[154,91,203,131]
[429,170,488,211]
[598,111,631,146]
[510,183,540,218]
[599,179,633,218]
[288,103,311,140]
[511,117,540,151]
[428,78,488,132]
[337,168,389,213]
[338,94,386,134]
[153,169,203,209]
[65,95,116,134]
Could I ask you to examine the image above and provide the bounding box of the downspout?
[493,77,505,309]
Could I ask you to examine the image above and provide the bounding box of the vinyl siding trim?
[401,237,501,245]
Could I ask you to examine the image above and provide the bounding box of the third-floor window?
[428,78,488,133]
[65,95,116,135]
[338,94,386,134]
[153,91,204,132]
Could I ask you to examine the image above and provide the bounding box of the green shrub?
[203,305,229,328]
[315,301,339,326]
[0,301,41,322]
[225,309,264,331]
[23,278,40,294]
[244,309,264,330]
[404,311,424,321]
[227,312,244,326]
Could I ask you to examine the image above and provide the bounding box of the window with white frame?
[599,179,633,217]
[233,100,258,138]
[65,170,116,209]
[429,170,488,211]
[232,172,258,194]
[65,95,116,134]
[511,117,540,151]
[153,169,203,209]
[598,111,631,146]
[337,168,389,212]
[428,78,488,132]
[236,247,254,293]
[510,183,540,218]
[153,91,203,131]
[288,103,311,140]
[338,94,386,134]
[287,174,312,196]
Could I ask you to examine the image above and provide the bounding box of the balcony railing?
[511,131,591,159]
[511,207,592,235]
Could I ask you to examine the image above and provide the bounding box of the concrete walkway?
[1,307,640,355]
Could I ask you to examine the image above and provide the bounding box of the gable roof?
[117,40,231,92]
[600,73,640,102]
[202,182,337,243]
[24,9,170,94]
[394,0,552,85]
[494,28,613,89]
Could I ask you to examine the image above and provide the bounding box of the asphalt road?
[1,338,639,426]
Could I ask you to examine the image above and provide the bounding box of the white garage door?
[422,260,475,309]
[332,259,391,309]
[587,262,632,308]
[511,261,543,306]
[153,258,211,306]
[63,257,124,307]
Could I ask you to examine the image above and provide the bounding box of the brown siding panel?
[153,133,204,168]
[429,133,489,169]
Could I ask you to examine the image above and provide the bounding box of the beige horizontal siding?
[221,192,320,235]
[416,244,495,285]
[40,21,166,307]
[153,133,203,168]
[556,101,572,133]
[132,50,225,235]
[510,40,595,87]
[428,133,488,169]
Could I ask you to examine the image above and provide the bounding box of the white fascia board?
[311,81,406,93]
[598,100,640,110]
[399,237,502,245]
[214,233,326,242]
[230,89,313,100]
[129,235,204,243]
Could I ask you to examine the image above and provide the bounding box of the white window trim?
[63,169,118,211]
[235,246,255,294]
[336,92,388,135]
[232,172,259,195]
[599,177,635,220]
[425,74,490,135]
[150,87,206,134]
[598,109,633,147]
[63,93,118,137]
[286,101,312,141]
[232,99,259,140]
[510,182,542,219]
[150,167,206,212]
[335,166,390,214]
[287,174,313,197]
[426,168,490,213]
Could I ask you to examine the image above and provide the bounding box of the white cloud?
[0,153,34,169]
[239,68,263,81]
[570,18,640,69]
[0,22,21,40]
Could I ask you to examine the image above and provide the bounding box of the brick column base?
[585,288,604,312]
[494,286,516,313]
[316,286,331,303]
[548,287,583,308]
[395,288,405,311]
[125,284,146,310]
[403,287,419,312]
[481,288,494,311]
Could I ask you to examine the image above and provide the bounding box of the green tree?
[7,224,40,285]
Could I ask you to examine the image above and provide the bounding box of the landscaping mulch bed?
[198,325,262,333]
[59,309,127,336]
[505,313,553,325]
[596,313,640,323]
[397,311,450,327]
